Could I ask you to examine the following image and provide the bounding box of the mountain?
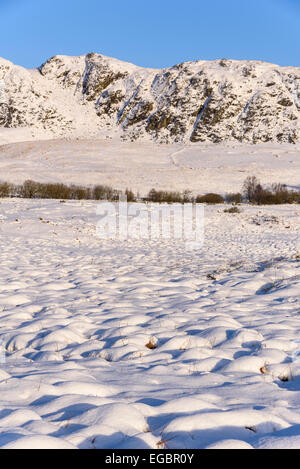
[0,53,300,144]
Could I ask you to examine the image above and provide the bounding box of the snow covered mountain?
[1,53,300,144]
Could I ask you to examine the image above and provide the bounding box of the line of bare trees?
[0,177,299,205]
[0,180,136,201]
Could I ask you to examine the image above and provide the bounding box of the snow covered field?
[0,138,300,195]
[0,198,300,448]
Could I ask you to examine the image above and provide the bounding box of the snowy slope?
[1,53,300,144]
[0,138,299,196]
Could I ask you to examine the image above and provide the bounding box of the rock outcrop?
[1,53,300,143]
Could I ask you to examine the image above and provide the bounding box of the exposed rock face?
[1,53,300,143]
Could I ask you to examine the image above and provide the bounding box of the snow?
[1,53,300,145]
[0,138,300,196]
[0,198,299,448]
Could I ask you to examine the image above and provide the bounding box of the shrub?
[40,183,72,199]
[93,185,115,201]
[125,188,136,202]
[164,191,183,203]
[242,176,261,203]
[109,189,121,201]
[290,192,300,204]
[196,193,224,204]
[147,189,159,202]
[70,185,91,200]
[225,192,242,204]
[21,180,41,198]
[0,180,126,201]
[242,176,300,205]
[182,190,193,203]
[0,182,11,197]
[270,183,300,204]
[147,189,183,203]
[224,206,241,214]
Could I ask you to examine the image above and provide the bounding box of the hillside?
[1,53,300,144]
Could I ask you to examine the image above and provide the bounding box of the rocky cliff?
[1,53,300,144]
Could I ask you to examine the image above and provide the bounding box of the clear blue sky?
[0,0,299,69]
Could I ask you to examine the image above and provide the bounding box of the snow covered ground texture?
[0,138,300,196]
[0,199,300,449]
